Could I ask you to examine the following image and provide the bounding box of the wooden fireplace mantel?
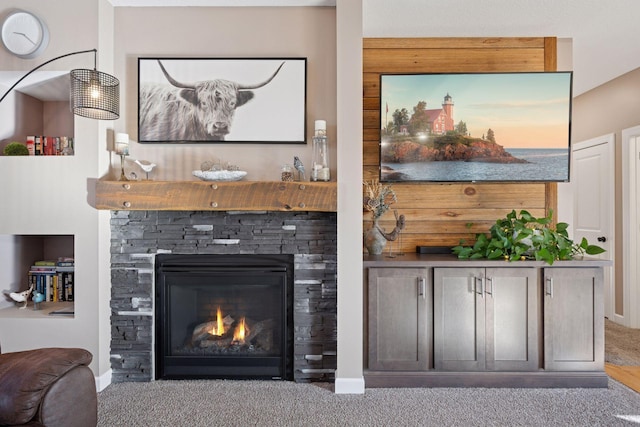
[88,179,337,212]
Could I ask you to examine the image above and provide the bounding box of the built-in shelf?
[88,179,338,212]
[0,234,75,316]
[0,302,74,319]
[0,71,74,152]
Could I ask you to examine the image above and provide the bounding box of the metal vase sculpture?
[363,180,402,255]
[364,219,387,255]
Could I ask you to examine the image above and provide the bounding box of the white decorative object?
[294,156,305,181]
[1,10,49,59]
[115,133,129,155]
[311,119,330,181]
[134,159,157,180]
[9,284,34,309]
[192,170,247,182]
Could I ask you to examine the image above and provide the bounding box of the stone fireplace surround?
[109,210,337,383]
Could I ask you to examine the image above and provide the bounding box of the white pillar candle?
[314,120,327,136]
[115,133,129,155]
[318,167,331,181]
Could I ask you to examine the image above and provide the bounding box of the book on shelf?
[49,306,74,316]
[56,261,74,268]
[60,136,74,155]
[64,271,73,302]
[27,259,74,302]
[25,136,74,156]
[30,265,56,272]
[43,136,52,155]
[34,136,42,155]
[26,136,35,155]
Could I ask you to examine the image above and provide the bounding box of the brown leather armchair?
[0,344,97,427]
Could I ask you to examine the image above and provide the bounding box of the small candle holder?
[114,133,131,181]
[281,164,294,182]
[119,153,129,181]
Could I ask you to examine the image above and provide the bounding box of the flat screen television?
[379,71,573,183]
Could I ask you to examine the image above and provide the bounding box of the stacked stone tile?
[109,210,337,382]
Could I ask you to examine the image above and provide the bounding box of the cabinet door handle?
[475,276,484,298]
[545,277,554,298]
[486,277,493,296]
[418,277,426,300]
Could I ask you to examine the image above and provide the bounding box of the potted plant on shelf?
[452,209,605,265]
[3,142,29,156]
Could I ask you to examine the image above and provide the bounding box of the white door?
[622,125,640,328]
[572,134,614,320]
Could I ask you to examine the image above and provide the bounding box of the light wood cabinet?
[433,267,539,371]
[367,267,432,371]
[543,267,604,371]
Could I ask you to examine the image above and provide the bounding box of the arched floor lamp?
[0,48,119,120]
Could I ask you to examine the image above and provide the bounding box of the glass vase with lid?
[311,120,330,182]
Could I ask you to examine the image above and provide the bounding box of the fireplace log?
[244,319,275,351]
[199,336,234,349]
[190,316,235,346]
[190,318,276,351]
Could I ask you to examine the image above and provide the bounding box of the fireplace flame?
[233,317,249,343]
[210,307,225,336]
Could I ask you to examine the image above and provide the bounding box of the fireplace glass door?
[155,254,293,380]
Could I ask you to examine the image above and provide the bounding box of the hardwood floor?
[605,363,640,393]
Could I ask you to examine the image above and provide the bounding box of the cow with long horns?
[139,60,285,141]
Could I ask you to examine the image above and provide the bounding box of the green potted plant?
[3,142,29,156]
[452,209,605,265]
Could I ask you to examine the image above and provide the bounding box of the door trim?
[622,126,640,328]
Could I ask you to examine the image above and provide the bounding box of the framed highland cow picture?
[137,57,307,144]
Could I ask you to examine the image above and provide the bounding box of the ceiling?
[6,1,638,99]
[363,0,640,96]
[108,0,640,96]
[0,72,69,102]
[108,0,335,5]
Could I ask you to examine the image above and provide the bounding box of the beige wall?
[572,66,640,316]
[0,2,343,386]
[335,0,363,392]
[111,7,337,182]
[0,92,43,152]
[0,0,102,376]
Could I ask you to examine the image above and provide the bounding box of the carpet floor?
[99,320,640,426]
[98,379,640,426]
[606,319,640,366]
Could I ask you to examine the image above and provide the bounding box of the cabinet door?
[368,268,432,371]
[485,268,539,371]
[434,268,485,371]
[544,268,604,371]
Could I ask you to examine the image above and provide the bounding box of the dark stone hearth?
[110,211,337,383]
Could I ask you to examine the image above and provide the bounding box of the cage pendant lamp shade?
[70,68,120,120]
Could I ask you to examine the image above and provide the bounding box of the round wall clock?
[1,10,49,59]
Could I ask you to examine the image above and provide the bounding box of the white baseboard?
[95,369,112,392]
[612,313,628,328]
[334,377,365,394]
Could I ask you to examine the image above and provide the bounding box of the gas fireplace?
[110,210,336,383]
[155,254,294,380]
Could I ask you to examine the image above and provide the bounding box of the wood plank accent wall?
[363,37,558,253]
